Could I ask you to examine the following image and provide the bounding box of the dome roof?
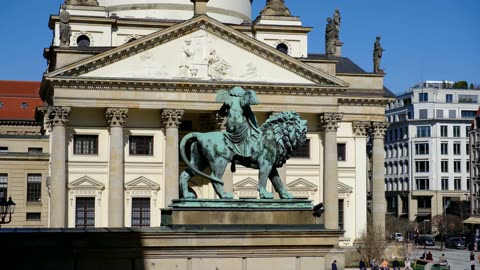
[97,0,252,24]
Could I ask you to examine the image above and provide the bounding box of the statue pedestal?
[162,199,322,226]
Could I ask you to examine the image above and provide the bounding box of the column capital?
[162,109,184,128]
[46,106,71,129]
[105,108,128,128]
[370,121,389,139]
[318,113,343,132]
[352,121,370,137]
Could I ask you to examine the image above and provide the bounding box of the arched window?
[77,35,91,48]
[127,38,137,43]
[276,43,289,54]
[21,102,28,109]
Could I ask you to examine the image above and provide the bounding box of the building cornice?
[338,97,391,106]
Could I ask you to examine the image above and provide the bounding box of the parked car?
[418,235,435,246]
[393,232,404,242]
[445,237,467,249]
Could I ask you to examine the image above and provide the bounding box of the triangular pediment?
[233,177,258,189]
[125,176,160,191]
[68,176,105,190]
[45,15,348,88]
[338,181,353,194]
[287,178,317,191]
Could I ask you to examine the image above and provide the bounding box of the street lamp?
[0,197,16,224]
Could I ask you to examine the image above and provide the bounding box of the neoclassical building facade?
[38,0,392,245]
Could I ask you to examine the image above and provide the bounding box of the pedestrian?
[471,251,476,270]
[404,258,412,270]
[439,253,446,263]
[371,259,379,270]
[359,258,366,270]
[381,258,389,270]
[392,257,400,270]
[332,260,338,270]
[426,251,433,260]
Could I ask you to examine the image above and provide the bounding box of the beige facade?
[38,2,392,249]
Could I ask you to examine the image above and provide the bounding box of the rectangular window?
[436,109,443,119]
[73,135,98,155]
[337,143,346,161]
[467,162,470,173]
[28,147,43,154]
[453,143,461,155]
[0,146,8,153]
[459,94,478,103]
[0,174,7,198]
[462,111,477,118]
[26,212,41,221]
[454,160,461,173]
[446,94,453,103]
[75,197,95,228]
[418,196,431,208]
[453,126,461,137]
[129,136,153,155]
[338,199,344,231]
[415,161,429,173]
[416,179,430,190]
[454,178,461,190]
[27,174,42,202]
[441,178,449,190]
[466,126,471,136]
[449,110,456,119]
[467,178,471,190]
[131,198,150,227]
[441,161,448,173]
[441,126,448,137]
[417,126,431,137]
[441,142,448,155]
[415,143,429,155]
[419,93,428,102]
[419,109,428,119]
[291,139,310,158]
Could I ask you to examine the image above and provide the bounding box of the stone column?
[46,106,71,228]
[319,113,343,230]
[353,121,369,237]
[370,121,388,233]
[213,113,233,194]
[106,108,128,227]
[162,109,184,207]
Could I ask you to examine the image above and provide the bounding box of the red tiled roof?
[0,81,43,121]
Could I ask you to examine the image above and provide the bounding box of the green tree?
[454,81,468,89]
[471,83,475,89]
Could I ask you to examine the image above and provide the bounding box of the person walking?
[332,260,338,270]
[359,258,366,270]
[404,258,412,270]
[439,253,446,263]
[392,257,400,270]
[471,251,476,270]
[381,258,389,270]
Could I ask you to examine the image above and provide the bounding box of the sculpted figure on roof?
[65,0,99,6]
[260,0,291,16]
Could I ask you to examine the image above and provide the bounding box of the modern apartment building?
[385,81,476,226]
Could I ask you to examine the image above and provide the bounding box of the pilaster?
[319,113,343,230]
[105,108,128,227]
[370,121,388,234]
[46,106,71,228]
[162,109,184,206]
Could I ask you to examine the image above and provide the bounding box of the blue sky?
[0,0,478,93]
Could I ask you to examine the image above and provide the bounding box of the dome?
[97,0,252,24]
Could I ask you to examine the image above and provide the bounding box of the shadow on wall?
[3,228,146,270]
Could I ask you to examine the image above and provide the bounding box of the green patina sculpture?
[179,87,307,200]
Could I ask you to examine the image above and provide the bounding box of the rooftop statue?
[59,5,71,47]
[179,87,307,200]
[65,0,99,6]
[260,0,291,16]
[325,17,336,57]
[373,36,385,73]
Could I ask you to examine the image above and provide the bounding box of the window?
[28,147,42,154]
[131,198,150,227]
[415,143,429,155]
[441,161,448,173]
[459,94,478,103]
[454,178,461,190]
[449,110,456,119]
[453,126,461,137]
[419,93,428,102]
[416,179,430,190]
[291,139,310,158]
[462,110,477,118]
[467,178,471,190]
[27,174,42,202]
[453,143,461,155]
[467,162,470,173]
[73,135,98,155]
[337,143,346,161]
[441,143,448,155]
[466,126,471,136]
[276,43,289,54]
[0,102,3,108]
[419,109,428,119]
[415,161,429,173]
[0,174,7,198]
[441,178,449,190]
[77,35,91,47]
[21,102,28,109]
[454,160,461,173]
[440,126,448,137]
[417,126,431,137]
[75,197,95,228]
[26,213,41,221]
[0,146,8,153]
[418,196,431,208]
[436,109,443,119]
[387,197,397,213]
[129,136,153,155]
[338,199,344,231]
[446,94,453,103]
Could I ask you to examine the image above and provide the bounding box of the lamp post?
[0,197,16,225]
